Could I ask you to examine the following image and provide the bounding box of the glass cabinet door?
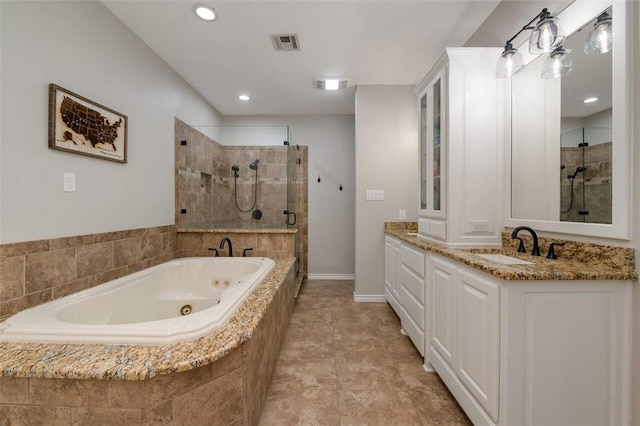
[432,78,442,212]
[419,69,446,218]
[420,94,427,210]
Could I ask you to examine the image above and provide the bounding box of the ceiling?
[102,0,502,116]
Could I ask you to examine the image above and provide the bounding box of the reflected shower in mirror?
[511,7,612,224]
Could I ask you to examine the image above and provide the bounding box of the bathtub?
[0,257,275,345]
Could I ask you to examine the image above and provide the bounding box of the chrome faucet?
[511,226,540,256]
[219,238,233,257]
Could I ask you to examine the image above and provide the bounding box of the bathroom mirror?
[505,0,631,239]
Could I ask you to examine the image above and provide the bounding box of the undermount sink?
[474,253,533,265]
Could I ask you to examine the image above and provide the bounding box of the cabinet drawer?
[400,245,425,277]
[402,313,425,357]
[400,264,425,304]
[399,283,425,330]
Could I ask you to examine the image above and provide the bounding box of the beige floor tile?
[335,351,405,391]
[296,294,333,310]
[260,279,470,425]
[290,306,334,326]
[279,324,335,359]
[338,390,423,426]
[332,303,400,327]
[268,353,337,395]
[409,389,472,425]
[259,389,340,426]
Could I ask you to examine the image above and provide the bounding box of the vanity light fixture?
[541,47,572,79]
[585,12,612,55]
[583,97,599,103]
[193,3,216,21]
[495,42,524,78]
[238,94,250,101]
[496,8,566,79]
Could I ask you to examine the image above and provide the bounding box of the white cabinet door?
[456,268,500,422]
[430,254,456,368]
[384,237,402,315]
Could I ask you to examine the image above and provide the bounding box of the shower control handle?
[283,210,297,226]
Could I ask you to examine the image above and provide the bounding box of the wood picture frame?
[48,84,127,163]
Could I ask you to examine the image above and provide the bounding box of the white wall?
[354,85,418,298]
[0,1,222,243]
[222,115,355,277]
[631,3,639,424]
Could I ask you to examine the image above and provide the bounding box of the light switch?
[63,172,76,192]
[365,190,384,201]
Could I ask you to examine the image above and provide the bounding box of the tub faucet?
[220,238,233,257]
[511,226,540,256]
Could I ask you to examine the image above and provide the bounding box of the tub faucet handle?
[242,248,253,257]
[208,248,219,257]
[546,242,566,260]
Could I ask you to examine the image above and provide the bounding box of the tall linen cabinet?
[415,47,505,247]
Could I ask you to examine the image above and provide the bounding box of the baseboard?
[353,293,387,303]
[307,274,355,280]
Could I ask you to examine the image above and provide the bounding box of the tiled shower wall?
[175,119,306,229]
[560,142,612,224]
[0,226,178,321]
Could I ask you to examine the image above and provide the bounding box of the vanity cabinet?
[384,236,429,356]
[427,253,632,426]
[415,48,505,246]
[398,244,427,356]
[429,254,500,422]
[384,236,402,316]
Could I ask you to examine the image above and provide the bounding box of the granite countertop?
[0,258,296,381]
[385,225,637,281]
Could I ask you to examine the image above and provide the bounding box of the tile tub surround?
[384,226,637,281]
[0,259,296,425]
[0,225,178,321]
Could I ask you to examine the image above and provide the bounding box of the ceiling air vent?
[271,34,300,51]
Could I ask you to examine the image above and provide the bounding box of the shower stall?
[174,120,307,279]
[559,127,612,224]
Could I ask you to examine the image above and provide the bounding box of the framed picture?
[48,84,127,163]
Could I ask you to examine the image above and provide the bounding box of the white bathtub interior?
[0,257,275,345]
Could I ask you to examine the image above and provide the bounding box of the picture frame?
[48,84,127,163]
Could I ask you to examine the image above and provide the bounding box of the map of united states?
[60,96,122,151]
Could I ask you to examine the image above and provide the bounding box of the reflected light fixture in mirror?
[541,47,572,79]
[529,9,565,54]
[585,12,613,55]
[496,8,566,79]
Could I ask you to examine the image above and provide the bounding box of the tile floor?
[258,280,471,426]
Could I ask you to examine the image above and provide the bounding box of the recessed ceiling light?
[238,94,250,101]
[583,97,599,103]
[193,4,216,21]
[315,78,348,91]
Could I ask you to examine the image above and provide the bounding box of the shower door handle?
[283,210,297,226]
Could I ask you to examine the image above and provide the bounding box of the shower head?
[568,166,587,179]
[249,159,259,170]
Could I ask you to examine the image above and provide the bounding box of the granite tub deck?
[385,223,637,281]
[0,258,296,425]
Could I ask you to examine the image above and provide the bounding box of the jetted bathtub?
[0,257,275,345]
